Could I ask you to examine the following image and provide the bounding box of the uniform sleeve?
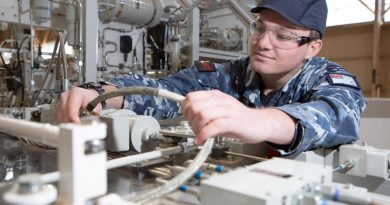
[108,62,233,119]
[273,73,366,156]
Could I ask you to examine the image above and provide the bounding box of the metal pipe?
[69,0,83,83]
[58,32,68,80]
[107,146,182,170]
[103,27,134,38]
[35,146,183,185]
[384,5,390,15]
[101,27,135,69]
[148,169,172,178]
[174,0,203,21]
[0,48,17,53]
[153,167,172,173]
[32,36,60,106]
[372,0,384,97]
[66,0,78,47]
[358,0,375,14]
[228,0,255,23]
[224,151,267,161]
[17,0,22,41]
[55,37,63,92]
[0,39,18,53]
[39,72,55,105]
[60,32,68,91]
[103,41,132,69]
[0,115,59,147]
[50,0,78,7]
[82,0,98,82]
[30,8,34,71]
[103,40,117,67]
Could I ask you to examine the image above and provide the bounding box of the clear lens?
[250,21,305,50]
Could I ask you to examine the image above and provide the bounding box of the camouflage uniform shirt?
[109,56,366,156]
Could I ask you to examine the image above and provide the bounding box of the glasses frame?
[250,21,314,49]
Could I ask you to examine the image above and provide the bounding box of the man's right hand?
[55,87,102,123]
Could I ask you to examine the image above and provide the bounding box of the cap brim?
[250,5,306,29]
[250,6,262,13]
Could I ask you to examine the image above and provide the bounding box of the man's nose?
[254,31,273,49]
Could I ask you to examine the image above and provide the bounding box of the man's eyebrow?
[269,22,300,36]
[278,26,300,35]
[256,17,301,36]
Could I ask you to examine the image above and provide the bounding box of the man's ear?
[305,39,322,59]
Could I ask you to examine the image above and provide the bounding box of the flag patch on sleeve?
[195,61,216,72]
[326,73,360,89]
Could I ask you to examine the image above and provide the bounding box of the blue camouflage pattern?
[109,56,366,156]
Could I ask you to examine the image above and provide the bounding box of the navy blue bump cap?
[251,0,328,38]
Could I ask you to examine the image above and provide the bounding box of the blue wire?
[332,188,340,201]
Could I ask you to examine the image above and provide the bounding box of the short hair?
[310,30,321,40]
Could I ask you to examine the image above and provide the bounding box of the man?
[56,0,366,156]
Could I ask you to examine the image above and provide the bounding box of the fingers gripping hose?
[86,87,214,204]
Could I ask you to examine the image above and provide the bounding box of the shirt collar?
[246,58,313,93]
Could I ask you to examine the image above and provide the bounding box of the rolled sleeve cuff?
[108,79,124,89]
[276,103,360,156]
[268,105,320,156]
[108,79,134,109]
[266,120,304,156]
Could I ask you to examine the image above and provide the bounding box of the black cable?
[142,32,146,75]
[143,32,146,74]
[12,61,17,72]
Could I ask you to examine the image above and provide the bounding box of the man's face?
[250,10,314,78]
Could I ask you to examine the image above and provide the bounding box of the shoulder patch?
[195,61,216,72]
[326,73,360,89]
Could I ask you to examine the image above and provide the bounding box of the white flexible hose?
[157,89,185,104]
[86,87,185,112]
